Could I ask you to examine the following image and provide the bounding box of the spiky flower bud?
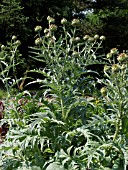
[61,18,67,25]
[74,37,80,42]
[71,19,80,27]
[100,87,107,96]
[112,64,120,72]
[83,35,90,41]
[110,48,118,55]
[100,35,106,41]
[44,28,49,34]
[106,52,113,59]
[47,16,51,20]
[12,35,17,40]
[88,37,94,42]
[94,34,99,40]
[117,53,128,62]
[49,24,57,32]
[47,16,55,24]
[35,38,42,45]
[15,40,21,46]
[104,65,110,72]
[34,26,42,32]
[1,45,5,50]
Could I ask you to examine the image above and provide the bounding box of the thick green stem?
[113,73,123,142]
[60,94,65,120]
[113,119,120,142]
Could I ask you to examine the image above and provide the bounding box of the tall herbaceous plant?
[1,16,128,170]
[30,16,105,121]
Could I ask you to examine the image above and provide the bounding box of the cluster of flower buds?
[106,48,128,65]
[83,34,105,42]
[11,35,21,46]
[70,37,80,44]
[104,64,121,73]
[34,16,58,45]
[106,48,118,59]
[34,16,106,46]
[1,36,21,50]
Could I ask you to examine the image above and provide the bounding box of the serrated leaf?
[46,162,65,170]
[67,146,73,155]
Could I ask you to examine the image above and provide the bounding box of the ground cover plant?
[0,17,128,170]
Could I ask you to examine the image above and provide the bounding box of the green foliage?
[80,0,128,52]
[0,0,28,42]
[1,0,128,73]
[0,37,26,94]
[0,17,128,170]
[0,89,7,99]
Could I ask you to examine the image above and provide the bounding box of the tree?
[0,0,28,43]
[79,0,128,52]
